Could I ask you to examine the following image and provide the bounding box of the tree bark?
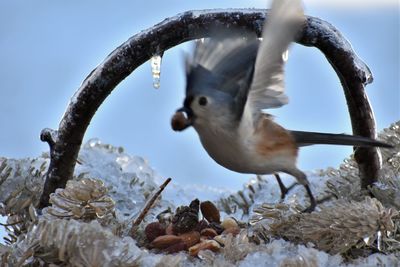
[38,9,379,208]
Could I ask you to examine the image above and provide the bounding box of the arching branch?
[38,9,379,208]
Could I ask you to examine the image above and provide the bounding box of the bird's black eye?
[198,96,208,106]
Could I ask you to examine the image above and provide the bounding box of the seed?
[145,222,166,242]
[195,219,209,232]
[163,241,187,254]
[179,231,201,248]
[151,235,182,249]
[222,226,240,236]
[221,217,238,230]
[200,201,220,223]
[189,240,221,257]
[200,228,218,239]
[165,223,175,235]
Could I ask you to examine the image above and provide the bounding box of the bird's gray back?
[186,35,259,121]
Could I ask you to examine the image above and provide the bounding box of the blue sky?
[0,0,399,191]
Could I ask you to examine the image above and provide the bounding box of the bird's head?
[171,65,236,131]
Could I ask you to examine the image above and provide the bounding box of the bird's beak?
[171,107,193,131]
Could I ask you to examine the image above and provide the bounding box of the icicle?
[282,50,289,62]
[151,55,162,89]
[377,230,382,251]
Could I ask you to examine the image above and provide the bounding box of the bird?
[170,0,392,212]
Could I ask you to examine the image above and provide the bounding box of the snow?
[0,136,399,266]
[188,9,266,19]
[71,139,399,266]
[239,240,343,267]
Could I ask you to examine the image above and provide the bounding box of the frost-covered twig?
[39,9,378,208]
[250,197,399,255]
[299,17,378,189]
[130,177,171,236]
[1,124,399,265]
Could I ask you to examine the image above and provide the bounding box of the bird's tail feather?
[290,130,393,148]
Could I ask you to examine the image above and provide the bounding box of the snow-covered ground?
[1,122,399,266]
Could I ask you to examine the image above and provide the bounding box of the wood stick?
[130,177,172,236]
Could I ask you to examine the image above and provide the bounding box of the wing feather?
[186,33,259,121]
[244,0,305,124]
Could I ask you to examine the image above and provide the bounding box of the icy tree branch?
[38,9,379,208]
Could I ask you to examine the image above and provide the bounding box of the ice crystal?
[217,175,271,219]
[0,158,47,215]
[3,219,143,266]
[250,197,399,255]
[75,138,173,225]
[42,178,115,222]
[323,121,400,206]
[0,122,399,266]
[0,158,48,245]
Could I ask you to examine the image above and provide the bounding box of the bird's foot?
[274,173,299,200]
[301,202,316,213]
[302,192,335,213]
[301,184,317,213]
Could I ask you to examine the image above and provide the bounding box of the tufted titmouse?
[171,0,392,212]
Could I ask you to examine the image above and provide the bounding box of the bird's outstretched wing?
[185,31,260,121]
[185,32,258,99]
[243,0,305,124]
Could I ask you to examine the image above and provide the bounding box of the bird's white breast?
[194,118,295,175]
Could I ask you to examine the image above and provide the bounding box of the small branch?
[40,128,58,149]
[38,9,380,208]
[16,248,34,267]
[130,177,172,236]
[0,221,24,227]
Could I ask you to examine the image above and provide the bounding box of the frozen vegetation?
[0,121,399,266]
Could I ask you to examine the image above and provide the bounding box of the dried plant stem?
[130,177,171,236]
[0,221,23,227]
[16,248,34,267]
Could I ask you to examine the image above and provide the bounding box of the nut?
[221,217,238,230]
[165,223,175,235]
[171,112,189,131]
[151,235,182,249]
[145,222,166,242]
[200,228,218,239]
[200,201,220,223]
[195,219,209,232]
[209,222,224,235]
[163,241,187,254]
[213,235,225,246]
[189,240,221,257]
[189,199,200,212]
[200,236,210,242]
[179,231,201,248]
[222,226,240,236]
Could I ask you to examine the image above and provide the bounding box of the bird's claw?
[274,173,300,200]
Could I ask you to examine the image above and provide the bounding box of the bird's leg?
[273,173,298,200]
[284,168,316,213]
[302,184,317,213]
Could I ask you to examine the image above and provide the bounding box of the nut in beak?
[171,111,191,131]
